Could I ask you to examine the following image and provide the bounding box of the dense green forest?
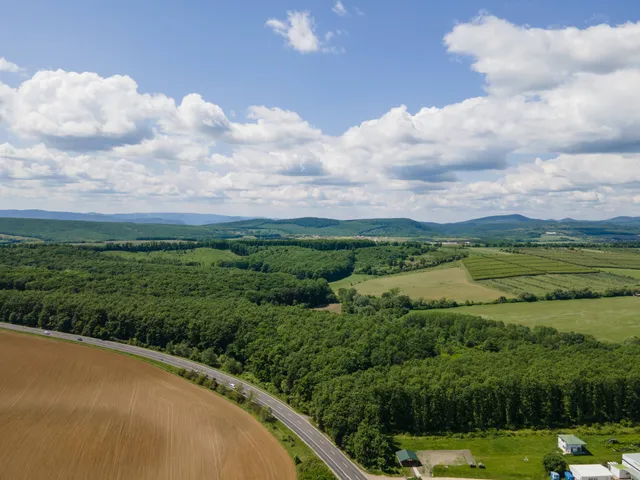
[101,240,464,281]
[0,246,333,307]
[354,245,467,275]
[3,244,640,471]
[217,246,355,281]
[98,238,379,253]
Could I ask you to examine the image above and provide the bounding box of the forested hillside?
[3,215,640,243]
[3,243,640,471]
[0,217,214,242]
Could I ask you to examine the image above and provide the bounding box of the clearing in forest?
[444,296,640,342]
[105,247,240,266]
[0,331,295,480]
[353,264,510,302]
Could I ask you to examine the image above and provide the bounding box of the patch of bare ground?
[0,331,295,480]
[313,303,343,313]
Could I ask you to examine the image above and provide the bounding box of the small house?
[607,462,631,480]
[569,464,613,480]
[395,449,420,467]
[559,434,587,454]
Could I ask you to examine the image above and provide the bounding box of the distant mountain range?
[1,210,639,243]
[0,210,253,226]
[209,214,640,241]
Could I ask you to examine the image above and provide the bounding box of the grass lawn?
[352,264,511,302]
[600,268,640,280]
[104,247,239,266]
[447,296,640,342]
[397,429,640,480]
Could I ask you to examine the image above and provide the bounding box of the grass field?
[351,264,511,302]
[445,296,640,342]
[397,428,640,480]
[480,272,640,296]
[520,248,640,269]
[533,233,582,243]
[601,268,640,280]
[0,331,295,480]
[462,253,596,280]
[105,247,240,266]
[469,247,513,255]
[329,273,376,290]
[0,233,42,244]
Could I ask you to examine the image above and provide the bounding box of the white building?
[559,434,587,454]
[622,454,640,480]
[569,464,613,480]
[608,462,631,480]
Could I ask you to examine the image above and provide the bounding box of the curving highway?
[0,322,367,480]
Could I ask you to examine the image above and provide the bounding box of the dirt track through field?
[0,331,295,480]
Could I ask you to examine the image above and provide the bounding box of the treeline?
[354,246,466,275]
[339,285,640,317]
[96,238,379,254]
[218,246,355,281]
[339,288,459,315]
[515,287,640,303]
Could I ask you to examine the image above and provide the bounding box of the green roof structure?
[559,434,586,445]
[396,449,420,463]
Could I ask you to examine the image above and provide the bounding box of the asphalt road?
[0,322,368,480]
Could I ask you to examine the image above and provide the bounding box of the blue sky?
[1,0,640,221]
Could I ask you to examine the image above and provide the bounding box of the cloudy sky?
[1,0,640,221]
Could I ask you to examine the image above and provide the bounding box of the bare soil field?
[0,331,295,480]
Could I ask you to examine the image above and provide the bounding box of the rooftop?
[396,449,419,462]
[623,453,640,465]
[569,464,612,477]
[559,434,587,445]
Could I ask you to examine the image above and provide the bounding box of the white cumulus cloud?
[266,11,341,54]
[3,15,640,218]
[332,1,348,17]
[0,57,22,73]
[445,15,640,95]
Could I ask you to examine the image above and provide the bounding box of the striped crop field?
[518,248,640,269]
[462,253,597,280]
[479,272,640,296]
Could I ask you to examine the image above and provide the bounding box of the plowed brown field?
[0,331,295,480]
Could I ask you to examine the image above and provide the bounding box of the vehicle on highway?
[77,338,83,342]
[229,383,236,389]
[44,331,50,335]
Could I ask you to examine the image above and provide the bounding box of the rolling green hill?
[0,217,215,242]
[210,217,436,237]
[1,214,640,243]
